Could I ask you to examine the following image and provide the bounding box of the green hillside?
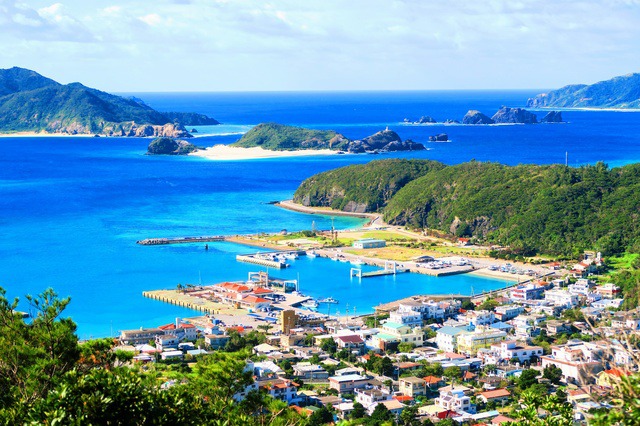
[231,122,349,151]
[527,72,640,109]
[294,160,640,255]
[293,159,445,212]
[0,67,219,135]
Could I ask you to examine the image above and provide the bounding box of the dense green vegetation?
[527,72,640,109]
[294,160,640,256]
[0,67,218,135]
[231,122,350,151]
[147,137,199,155]
[294,159,445,212]
[0,287,304,425]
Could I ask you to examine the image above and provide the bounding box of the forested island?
[0,67,219,136]
[527,72,640,109]
[231,123,425,153]
[293,159,640,256]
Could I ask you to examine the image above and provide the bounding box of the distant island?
[293,159,640,256]
[405,107,563,125]
[527,72,640,109]
[230,122,425,153]
[0,67,219,136]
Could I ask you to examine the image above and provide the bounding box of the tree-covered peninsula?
[0,67,219,136]
[293,160,640,256]
[231,123,425,153]
[527,72,640,109]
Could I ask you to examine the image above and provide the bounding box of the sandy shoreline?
[0,132,96,138]
[190,144,340,160]
[468,268,530,282]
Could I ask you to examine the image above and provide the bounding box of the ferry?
[318,297,339,304]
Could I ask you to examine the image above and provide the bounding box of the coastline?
[0,131,97,138]
[277,199,382,224]
[530,106,640,112]
[190,144,340,161]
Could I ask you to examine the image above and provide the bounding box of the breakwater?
[137,236,226,245]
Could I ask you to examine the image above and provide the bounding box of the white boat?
[350,259,364,266]
[306,251,317,258]
[301,299,319,309]
[318,297,339,304]
[284,253,298,260]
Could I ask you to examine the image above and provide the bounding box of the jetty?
[137,236,226,245]
[350,260,407,278]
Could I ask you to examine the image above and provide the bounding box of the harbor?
[135,226,558,326]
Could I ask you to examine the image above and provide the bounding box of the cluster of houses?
[117,258,638,424]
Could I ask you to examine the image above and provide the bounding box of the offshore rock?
[491,107,538,124]
[147,137,198,155]
[462,110,495,125]
[429,133,449,142]
[540,111,564,123]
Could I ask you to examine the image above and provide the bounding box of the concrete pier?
[137,236,226,245]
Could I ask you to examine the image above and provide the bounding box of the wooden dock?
[137,236,226,245]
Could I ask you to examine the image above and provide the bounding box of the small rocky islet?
[406,106,563,125]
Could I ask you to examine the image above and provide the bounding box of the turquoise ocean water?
[1,90,639,338]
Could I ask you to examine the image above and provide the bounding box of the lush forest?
[293,160,640,256]
[294,159,445,212]
[0,67,218,135]
[232,122,350,151]
[0,287,308,425]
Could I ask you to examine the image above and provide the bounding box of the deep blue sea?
[1,90,639,338]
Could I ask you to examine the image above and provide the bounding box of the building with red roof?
[478,389,511,404]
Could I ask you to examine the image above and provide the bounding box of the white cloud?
[0,0,639,90]
[138,13,162,26]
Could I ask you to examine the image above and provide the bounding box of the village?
[115,227,637,425]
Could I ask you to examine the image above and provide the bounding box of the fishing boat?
[318,297,339,304]
[284,252,298,260]
[306,251,317,258]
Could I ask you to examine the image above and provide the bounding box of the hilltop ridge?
[0,67,219,136]
[527,72,640,109]
[294,160,640,256]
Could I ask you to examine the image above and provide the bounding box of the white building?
[256,377,300,403]
[435,326,469,353]
[353,238,386,249]
[494,305,525,321]
[389,308,422,327]
[328,374,370,394]
[568,279,593,296]
[540,342,604,384]
[491,340,544,363]
[462,310,495,328]
[545,290,579,308]
[435,389,475,414]
[355,387,392,410]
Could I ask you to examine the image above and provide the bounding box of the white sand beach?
[190,144,340,160]
[0,132,96,138]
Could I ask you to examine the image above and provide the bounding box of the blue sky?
[1,0,639,91]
